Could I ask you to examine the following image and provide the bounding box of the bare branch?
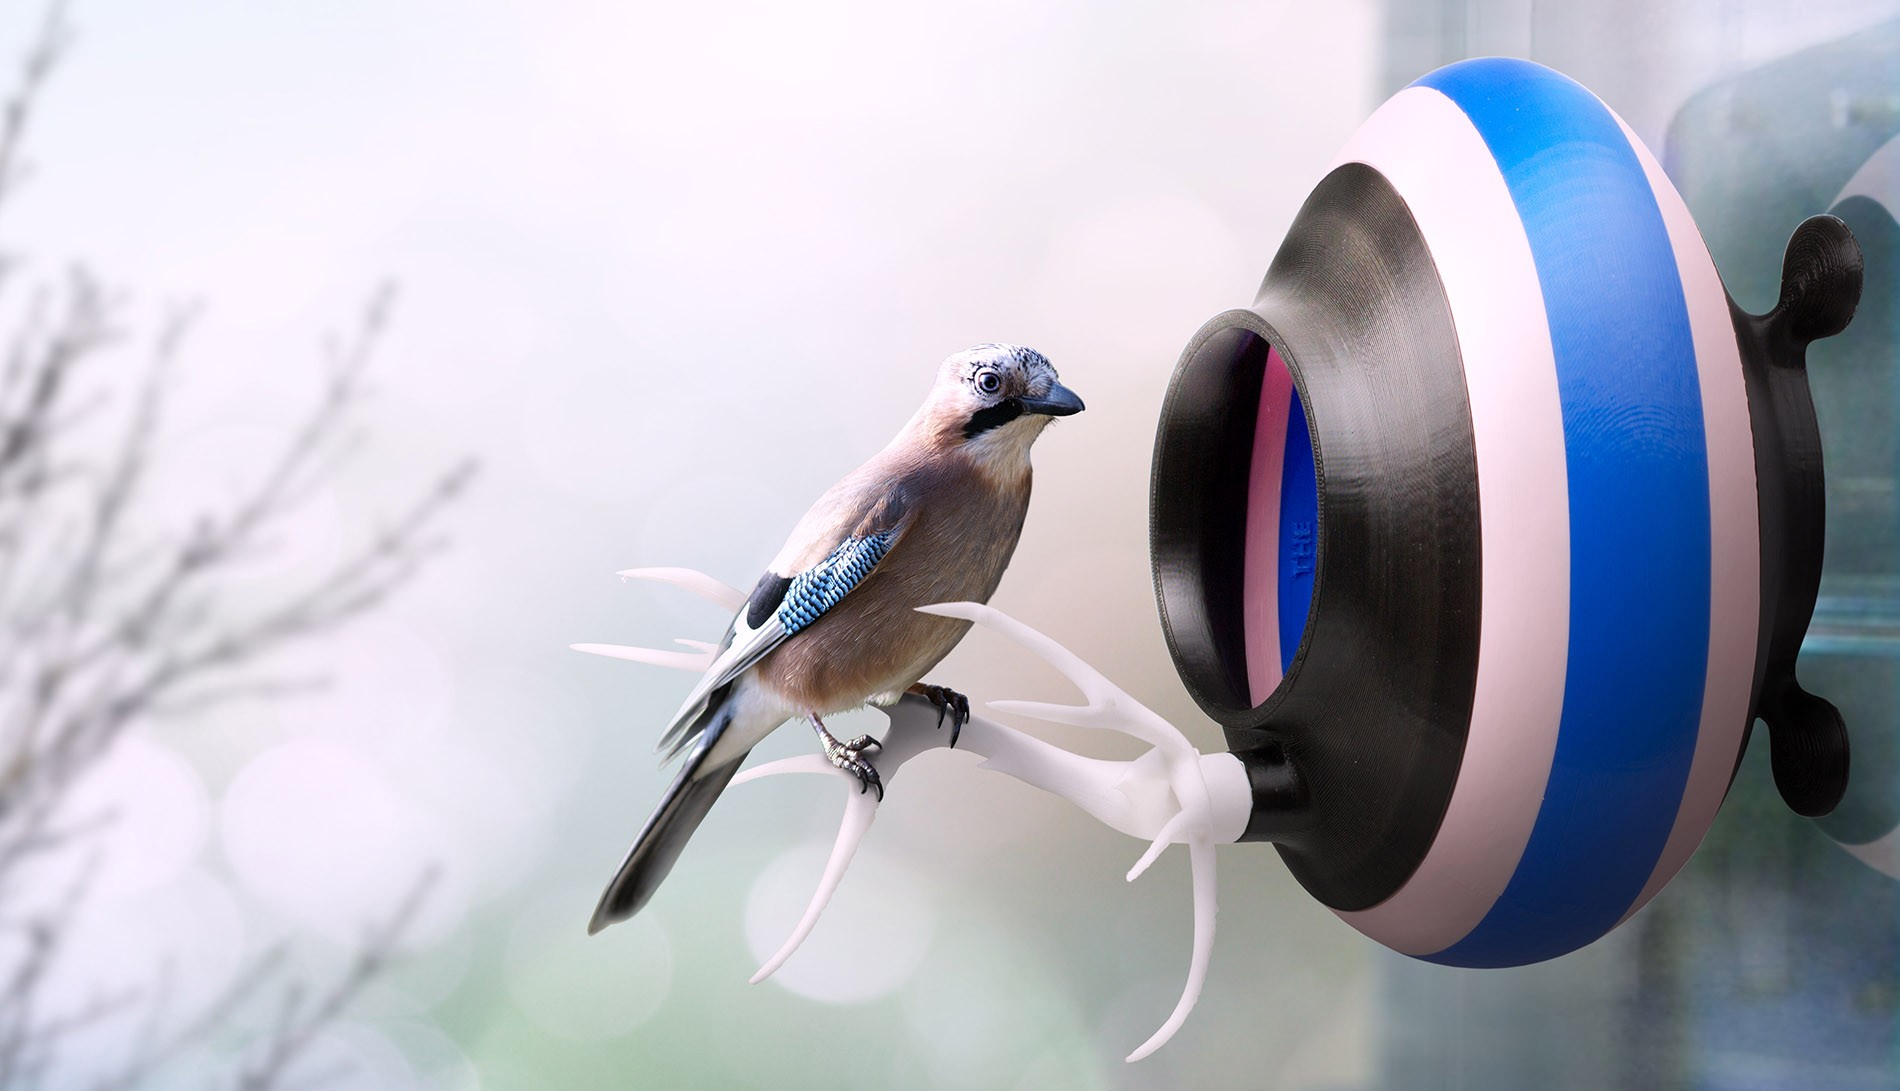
[0,847,102,1087]
[0,0,69,213]
[84,944,291,1091]
[235,868,440,1091]
[0,9,473,1090]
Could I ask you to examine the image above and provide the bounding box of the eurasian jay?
[588,344,1082,934]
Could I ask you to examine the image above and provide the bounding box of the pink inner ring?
[1243,348,1295,704]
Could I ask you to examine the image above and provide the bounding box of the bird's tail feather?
[590,724,750,935]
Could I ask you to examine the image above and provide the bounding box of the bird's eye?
[975,369,1002,396]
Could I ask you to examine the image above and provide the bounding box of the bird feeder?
[1150,56,1864,967]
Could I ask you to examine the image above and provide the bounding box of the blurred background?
[2,0,1895,1087]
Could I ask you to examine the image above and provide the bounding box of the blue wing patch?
[776,532,895,635]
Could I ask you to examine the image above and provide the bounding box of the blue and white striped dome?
[1328,58,1760,966]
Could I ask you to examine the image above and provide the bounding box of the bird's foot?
[907,683,970,748]
[825,736,884,801]
[809,715,884,801]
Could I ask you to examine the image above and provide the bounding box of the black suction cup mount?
[1742,213,1864,818]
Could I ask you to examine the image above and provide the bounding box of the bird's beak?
[1019,382,1085,417]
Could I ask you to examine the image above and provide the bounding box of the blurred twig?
[0,4,475,1088]
[0,0,69,214]
[233,869,440,1091]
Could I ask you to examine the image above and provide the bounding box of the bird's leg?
[906,683,970,748]
[809,713,884,801]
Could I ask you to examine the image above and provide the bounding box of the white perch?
[573,570,1255,1063]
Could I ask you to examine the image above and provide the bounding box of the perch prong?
[569,641,716,673]
[732,754,884,984]
[586,574,1251,1062]
[614,566,746,611]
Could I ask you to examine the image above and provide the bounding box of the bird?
[588,344,1083,934]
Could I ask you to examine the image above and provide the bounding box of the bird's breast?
[760,470,1030,715]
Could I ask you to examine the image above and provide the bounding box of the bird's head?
[913,344,1084,469]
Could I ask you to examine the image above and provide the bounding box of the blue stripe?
[1415,59,1713,967]
[1278,389,1318,669]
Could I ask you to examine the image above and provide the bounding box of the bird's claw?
[823,734,885,801]
[909,683,970,748]
[807,714,885,800]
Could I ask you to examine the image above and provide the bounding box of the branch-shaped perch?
[574,569,1253,1062]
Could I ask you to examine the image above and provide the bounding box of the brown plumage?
[761,430,1033,713]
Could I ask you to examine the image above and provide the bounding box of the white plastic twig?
[732,752,879,983]
[616,566,747,612]
[575,570,1253,1063]
[920,602,1230,1063]
[570,638,719,673]
[569,569,744,670]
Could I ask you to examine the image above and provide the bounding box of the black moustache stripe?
[962,398,1024,438]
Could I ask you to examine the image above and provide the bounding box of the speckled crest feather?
[951,343,1053,382]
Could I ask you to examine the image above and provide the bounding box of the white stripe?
[1615,113,1761,923]
[1325,86,1572,955]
